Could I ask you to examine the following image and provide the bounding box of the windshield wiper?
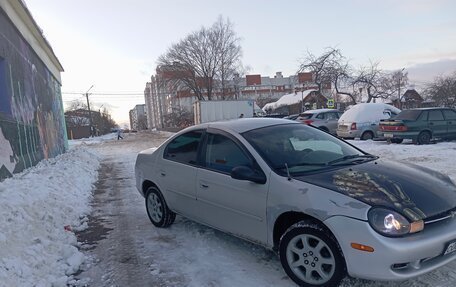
[327,154,378,166]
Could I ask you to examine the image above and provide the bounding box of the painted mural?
[0,8,67,181]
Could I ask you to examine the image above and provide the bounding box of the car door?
[159,130,204,217]
[443,109,456,138]
[325,112,339,134]
[195,129,269,244]
[427,110,447,137]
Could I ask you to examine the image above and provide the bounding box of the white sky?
[24,0,456,126]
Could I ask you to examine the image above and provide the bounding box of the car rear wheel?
[145,186,176,228]
[279,221,346,287]
[417,131,431,145]
[360,131,374,140]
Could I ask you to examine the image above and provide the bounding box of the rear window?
[394,110,422,120]
[298,113,313,120]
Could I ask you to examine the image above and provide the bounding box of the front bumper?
[324,216,456,281]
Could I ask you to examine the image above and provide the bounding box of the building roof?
[1,0,64,81]
[262,89,317,111]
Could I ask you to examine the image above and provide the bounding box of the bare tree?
[157,16,243,101]
[65,100,116,134]
[137,114,148,130]
[298,47,340,93]
[298,47,360,104]
[425,72,456,107]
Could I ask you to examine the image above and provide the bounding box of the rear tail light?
[303,120,314,125]
[350,123,357,130]
[380,125,408,131]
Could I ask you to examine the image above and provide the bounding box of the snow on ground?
[0,146,101,287]
[1,131,456,287]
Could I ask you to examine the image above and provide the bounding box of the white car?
[337,103,401,140]
[135,118,456,286]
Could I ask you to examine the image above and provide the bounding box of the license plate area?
[384,133,393,138]
[443,239,456,256]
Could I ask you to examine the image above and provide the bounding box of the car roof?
[301,108,339,114]
[404,107,454,111]
[181,118,299,134]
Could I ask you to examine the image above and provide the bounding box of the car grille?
[424,207,456,225]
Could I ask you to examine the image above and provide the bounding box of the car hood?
[295,159,456,221]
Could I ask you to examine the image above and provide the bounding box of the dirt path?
[73,132,183,287]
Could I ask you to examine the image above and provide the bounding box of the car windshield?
[393,110,422,120]
[242,124,376,175]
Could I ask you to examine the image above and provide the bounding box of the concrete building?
[0,0,65,180]
[143,68,332,129]
[129,104,147,131]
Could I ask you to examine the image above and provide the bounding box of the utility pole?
[398,68,405,109]
[85,85,94,137]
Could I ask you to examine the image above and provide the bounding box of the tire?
[360,131,374,140]
[417,131,431,145]
[391,138,403,144]
[145,186,176,228]
[279,221,346,287]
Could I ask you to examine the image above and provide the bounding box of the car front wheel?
[145,186,176,228]
[279,221,346,287]
[417,131,431,145]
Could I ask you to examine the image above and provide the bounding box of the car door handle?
[201,184,209,188]
[160,171,166,177]
[429,122,434,126]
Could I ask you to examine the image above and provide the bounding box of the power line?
[62,91,144,95]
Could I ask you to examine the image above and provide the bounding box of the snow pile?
[263,89,316,111]
[69,132,117,147]
[0,146,101,287]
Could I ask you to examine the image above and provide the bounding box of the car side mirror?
[231,166,266,184]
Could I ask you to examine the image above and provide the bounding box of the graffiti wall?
[0,8,67,181]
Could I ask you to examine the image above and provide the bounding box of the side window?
[443,110,456,120]
[164,130,203,165]
[205,134,251,174]
[316,113,325,119]
[418,111,428,121]
[326,112,338,120]
[428,110,444,121]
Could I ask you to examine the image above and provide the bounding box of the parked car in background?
[379,107,456,144]
[337,103,401,140]
[283,114,300,120]
[296,109,343,134]
[135,118,456,287]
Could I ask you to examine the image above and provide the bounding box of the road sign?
[327,99,334,108]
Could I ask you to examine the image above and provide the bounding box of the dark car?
[379,108,456,144]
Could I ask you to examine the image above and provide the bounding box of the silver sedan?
[135,118,456,287]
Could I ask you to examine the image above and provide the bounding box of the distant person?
[239,113,244,118]
[117,129,123,140]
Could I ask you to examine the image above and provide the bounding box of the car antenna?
[284,163,292,181]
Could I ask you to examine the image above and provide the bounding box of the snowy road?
[73,132,456,287]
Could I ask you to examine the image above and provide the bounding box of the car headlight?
[368,208,411,237]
